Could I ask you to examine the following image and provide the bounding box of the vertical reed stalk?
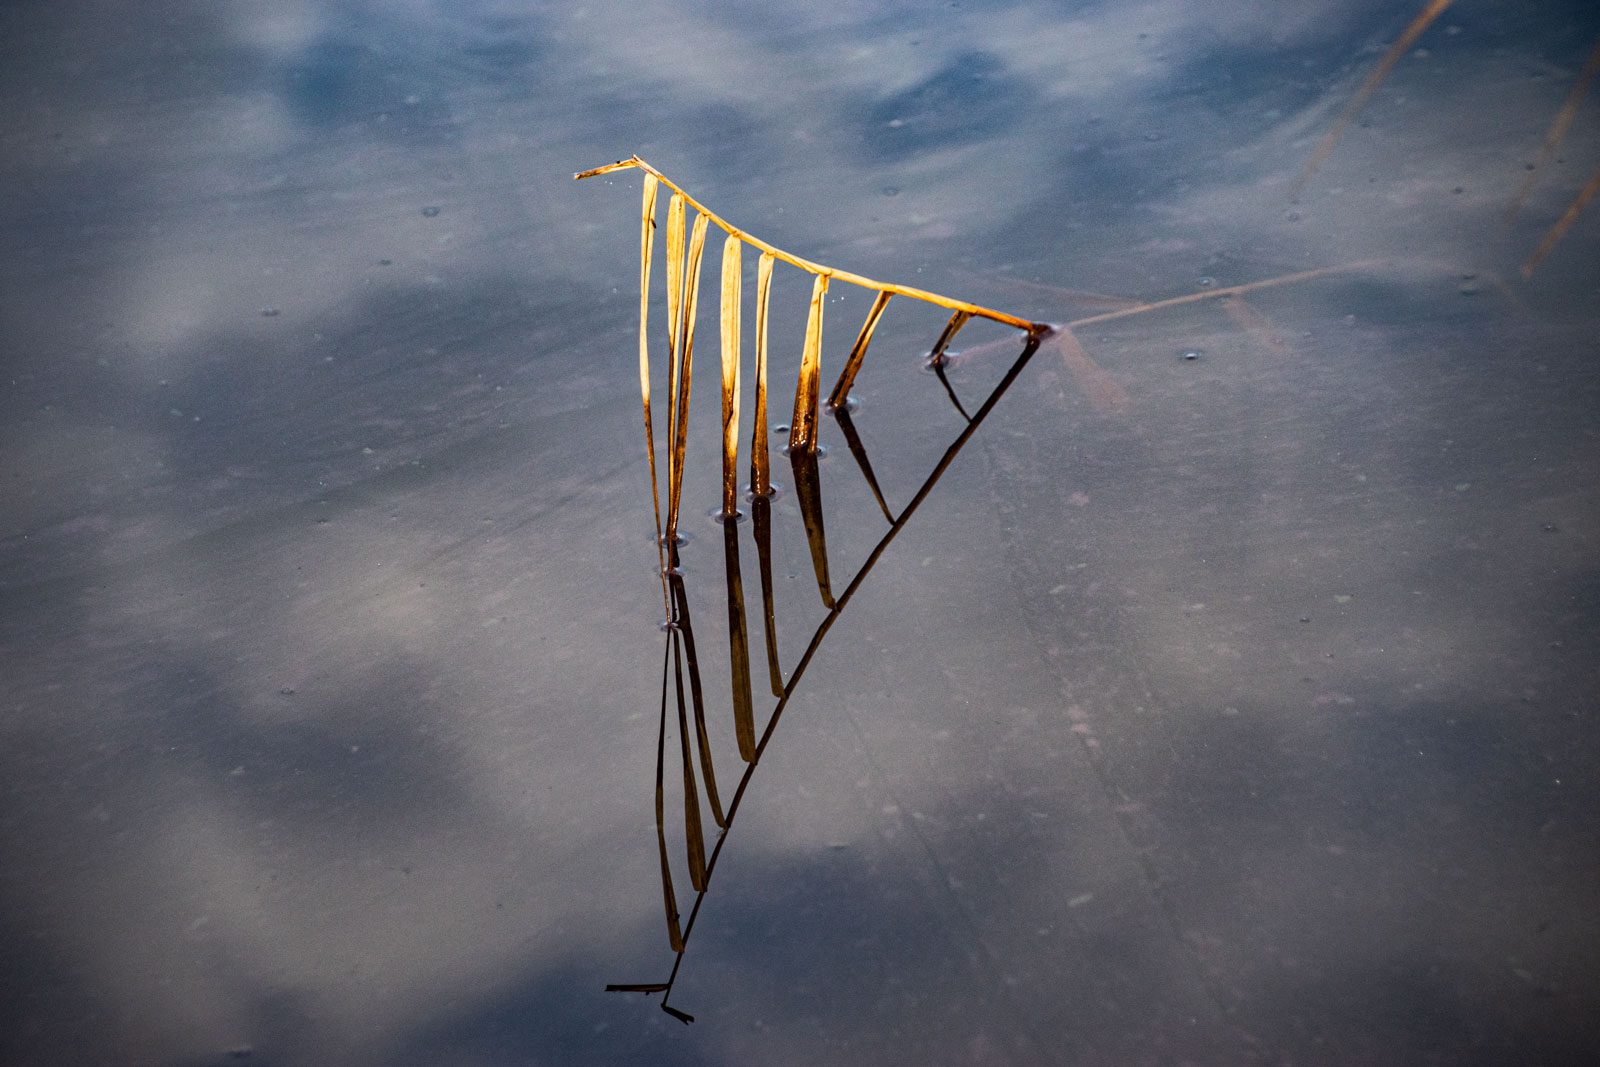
[787,273,829,454]
[719,235,743,517]
[827,290,892,411]
[750,252,775,497]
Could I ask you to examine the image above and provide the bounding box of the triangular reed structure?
[578,156,1050,1022]
[575,157,1419,1023]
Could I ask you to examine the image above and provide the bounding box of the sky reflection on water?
[3,1,1598,1064]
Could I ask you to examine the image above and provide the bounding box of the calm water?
[3,1,1598,1064]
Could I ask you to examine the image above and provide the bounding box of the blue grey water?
[2,1,1598,1064]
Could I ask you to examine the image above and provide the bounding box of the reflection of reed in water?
[1293,0,1600,277]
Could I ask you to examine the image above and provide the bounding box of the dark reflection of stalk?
[723,519,757,762]
[789,446,835,610]
[751,493,784,698]
[651,637,684,952]
[610,327,1050,1023]
[931,360,971,421]
[667,558,726,832]
[832,404,894,524]
[669,629,708,891]
[926,310,974,421]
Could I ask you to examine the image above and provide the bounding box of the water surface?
[3,1,1598,1064]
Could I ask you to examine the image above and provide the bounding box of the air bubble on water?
[780,442,828,458]
[1179,349,1202,361]
[1197,276,1215,288]
[827,394,860,414]
[421,206,441,217]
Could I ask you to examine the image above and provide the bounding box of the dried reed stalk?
[750,252,775,497]
[719,235,743,516]
[926,310,972,367]
[662,195,686,542]
[927,310,974,419]
[638,174,667,616]
[666,213,710,545]
[788,273,830,454]
[828,290,893,412]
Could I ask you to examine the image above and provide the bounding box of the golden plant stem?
[749,252,775,497]
[662,195,686,541]
[827,289,893,412]
[1290,0,1457,200]
[666,213,710,545]
[637,174,669,616]
[926,309,972,366]
[578,157,1042,332]
[788,273,830,454]
[719,235,743,518]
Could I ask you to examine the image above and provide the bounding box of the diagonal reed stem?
[666,212,711,546]
[828,290,893,412]
[1290,0,1457,201]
